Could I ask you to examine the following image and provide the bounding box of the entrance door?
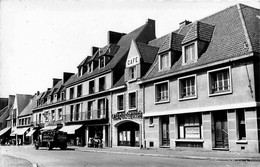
[214,111,229,148]
[161,116,170,146]
[118,122,140,147]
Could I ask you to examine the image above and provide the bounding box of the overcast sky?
[0,0,259,97]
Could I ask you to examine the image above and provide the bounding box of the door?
[161,116,170,146]
[214,111,228,148]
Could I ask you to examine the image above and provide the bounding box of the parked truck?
[35,130,67,150]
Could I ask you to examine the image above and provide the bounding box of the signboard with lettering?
[126,56,139,68]
[112,111,142,121]
[126,40,141,68]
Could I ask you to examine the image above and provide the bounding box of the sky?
[0,0,259,98]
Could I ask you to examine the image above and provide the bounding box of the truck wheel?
[47,142,53,150]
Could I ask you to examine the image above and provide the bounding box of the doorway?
[214,111,229,148]
[161,116,170,147]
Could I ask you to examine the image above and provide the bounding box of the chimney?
[36,91,40,96]
[53,78,61,87]
[179,20,192,29]
[107,31,125,44]
[63,72,74,84]
[92,46,99,56]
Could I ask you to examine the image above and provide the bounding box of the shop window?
[99,77,106,92]
[159,52,170,70]
[237,109,246,140]
[208,67,231,96]
[69,87,74,99]
[77,85,82,97]
[179,75,196,100]
[117,94,124,111]
[129,66,136,80]
[89,80,95,94]
[178,113,201,139]
[155,81,169,103]
[129,92,137,110]
[58,108,62,120]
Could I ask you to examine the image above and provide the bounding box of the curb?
[76,149,260,162]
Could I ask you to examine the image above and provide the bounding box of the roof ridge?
[237,3,253,52]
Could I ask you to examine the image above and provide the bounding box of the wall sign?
[126,56,139,68]
[112,111,142,120]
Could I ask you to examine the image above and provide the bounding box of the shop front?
[59,124,85,146]
[117,121,140,147]
[85,123,109,148]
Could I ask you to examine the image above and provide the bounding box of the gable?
[126,40,141,68]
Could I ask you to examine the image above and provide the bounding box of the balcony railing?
[63,109,107,123]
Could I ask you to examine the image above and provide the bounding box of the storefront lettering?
[112,111,142,120]
[126,56,139,67]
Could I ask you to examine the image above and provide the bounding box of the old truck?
[35,130,67,150]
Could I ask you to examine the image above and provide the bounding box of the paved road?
[0,146,259,167]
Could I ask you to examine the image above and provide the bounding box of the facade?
[141,4,260,153]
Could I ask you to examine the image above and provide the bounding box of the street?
[0,146,260,167]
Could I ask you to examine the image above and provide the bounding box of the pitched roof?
[158,32,185,53]
[98,44,120,58]
[19,95,37,117]
[49,80,62,96]
[143,4,259,81]
[77,56,91,68]
[16,94,32,114]
[136,42,159,64]
[181,21,215,45]
[66,20,155,87]
[112,75,125,88]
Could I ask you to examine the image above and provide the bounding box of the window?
[99,77,105,92]
[51,110,55,121]
[77,85,82,97]
[87,101,93,119]
[129,66,136,80]
[178,113,202,139]
[98,99,106,119]
[117,94,124,111]
[58,108,62,120]
[129,92,137,109]
[69,87,74,99]
[70,105,74,121]
[155,81,169,103]
[159,53,170,70]
[149,117,153,125]
[89,80,95,94]
[87,62,93,73]
[61,92,65,101]
[237,109,246,140]
[179,75,196,100]
[39,113,41,123]
[44,111,49,122]
[184,43,196,64]
[208,67,231,95]
[99,56,105,68]
[75,104,80,121]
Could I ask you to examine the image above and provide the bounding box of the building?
[141,4,260,153]
[8,94,32,145]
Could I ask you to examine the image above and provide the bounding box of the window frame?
[77,84,82,97]
[58,108,63,120]
[207,66,232,97]
[69,87,74,99]
[237,109,246,140]
[128,66,137,81]
[99,56,105,69]
[159,52,171,71]
[178,74,197,101]
[128,91,137,110]
[154,80,170,104]
[182,42,198,65]
[89,79,95,94]
[117,93,124,112]
[99,76,106,92]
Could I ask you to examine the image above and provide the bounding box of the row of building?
[0,4,259,153]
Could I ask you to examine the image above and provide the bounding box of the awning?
[59,125,83,134]
[0,127,11,137]
[10,129,19,136]
[26,129,36,137]
[41,126,57,131]
[17,127,30,135]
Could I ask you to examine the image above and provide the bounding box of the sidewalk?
[75,146,260,161]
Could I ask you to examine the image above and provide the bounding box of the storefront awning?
[17,127,30,135]
[10,129,19,136]
[41,126,57,131]
[59,125,83,134]
[0,127,11,137]
[26,129,36,137]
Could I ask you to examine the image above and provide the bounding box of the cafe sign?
[112,111,142,120]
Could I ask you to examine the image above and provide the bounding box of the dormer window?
[99,56,105,69]
[183,43,197,64]
[78,67,83,77]
[87,62,93,73]
[159,52,170,71]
